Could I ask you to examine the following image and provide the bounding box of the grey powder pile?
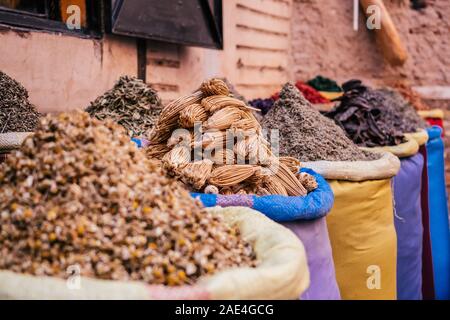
[86,76,162,138]
[0,71,41,133]
[261,83,377,162]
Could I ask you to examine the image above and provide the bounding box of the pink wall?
[0,0,293,112]
[0,29,137,113]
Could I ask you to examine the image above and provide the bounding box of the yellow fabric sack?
[326,179,397,300]
[304,151,399,300]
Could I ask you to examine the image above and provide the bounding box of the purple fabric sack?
[393,153,424,300]
[283,217,341,300]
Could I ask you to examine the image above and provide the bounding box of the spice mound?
[261,83,376,162]
[0,111,256,286]
[307,75,342,93]
[393,82,429,111]
[326,80,426,147]
[295,82,329,104]
[0,71,41,133]
[86,76,162,138]
[147,78,316,196]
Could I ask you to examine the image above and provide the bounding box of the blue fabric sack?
[192,168,334,222]
[426,126,450,300]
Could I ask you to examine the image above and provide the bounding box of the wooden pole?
[360,0,408,66]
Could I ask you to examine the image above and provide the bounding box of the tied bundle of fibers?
[147,78,314,196]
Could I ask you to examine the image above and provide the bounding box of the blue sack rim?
[192,168,334,222]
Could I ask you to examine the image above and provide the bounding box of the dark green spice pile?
[86,76,162,138]
[261,83,377,162]
[307,75,342,93]
[0,71,41,133]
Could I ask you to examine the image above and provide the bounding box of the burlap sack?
[0,132,32,152]
[360,137,419,159]
[302,151,400,182]
[0,207,309,300]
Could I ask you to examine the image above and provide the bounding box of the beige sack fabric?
[404,129,428,147]
[302,151,400,181]
[0,132,32,152]
[360,137,419,159]
[0,207,309,300]
[360,130,428,158]
[418,109,444,120]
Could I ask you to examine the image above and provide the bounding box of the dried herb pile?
[0,111,256,286]
[147,79,317,196]
[0,71,41,133]
[86,76,162,138]
[326,80,426,147]
[377,87,427,131]
[394,82,429,111]
[261,83,376,162]
[307,75,342,93]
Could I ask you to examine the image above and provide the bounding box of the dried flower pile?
[86,76,162,137]
[0,71,41,133]
[147,79,316,196]
[0,111,257,286]
[262,83,377,162]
